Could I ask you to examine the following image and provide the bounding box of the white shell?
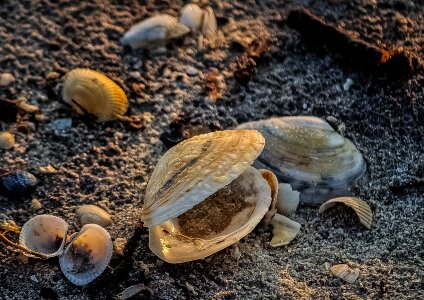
[59,224,113,286]
[76,205,112,227]
[330,264,360,283]
[180,4,204,32]
[269,213,301,247]
[19,215,68,258]
[276,183,300,216]
[201,7,217,37]
[121,14,190,49]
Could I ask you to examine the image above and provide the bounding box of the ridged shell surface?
[62,68,128,122]
[120,14,190,50]
[141,129,265,227]
[59,224,113,286]
[0,171,38,198]
[19,215,68,258]
[237,116,366,204]
[201,7,217,37]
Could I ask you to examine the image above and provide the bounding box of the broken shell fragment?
[237,116,366,204]
[0,171,38,198]
[76,204,112,227]
[201,7,217,37]
[319,197,372,229]
[19,215,68,258]
[120,14,190,50]
[0,131,15,150]
[269,213,301,247]
[142,130,278,263]
[62,68,128,122]
[330,264,360,283]
[59,224,113,286]
[180,4,204,32]
[276,183,300,216]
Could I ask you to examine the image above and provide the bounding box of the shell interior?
[141,130,265,227]
[148,166,272,263]
[62,68,128,122]
[237,116,366,204]
[19,214,68,258]
[59,224,113,286]
[269,213,301,247]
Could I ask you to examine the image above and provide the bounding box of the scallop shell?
[276,183,300,216]
[76,205,112,227]
[319,197,372,229]
[0,131,15,150]
[62,68,128,122]
[121,14,190,50]
[59,224,113,286]
[19,215,68,258]
[237,116,366,204]
[142,130,277,263]
[0,171,38,198]
[330,264,360,283]
[180,4,204,32]
[269,213,301,247]
[201,7,217,37]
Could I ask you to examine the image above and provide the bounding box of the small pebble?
[31,199,42,209]
[186,66,199,76]
[30,275,39,283]
[39,165,57,174]
[343,78,354,91]
[0,73,15,86]
[335,228,344,235]
[0,131,15,150]
[46,72,60,80]
[113,237,127,256]
[51,118,72,136]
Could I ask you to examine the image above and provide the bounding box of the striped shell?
[201,7,217,37]
[19,215,68,258]
[62,68,128,122]
[59,224,113,286]
[319,197,372,229]
[330,264,360,283]
[142,130,278,263]
[0,171,38,198]
[237,116,366,204]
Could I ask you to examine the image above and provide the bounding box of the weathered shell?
[276,183,300,216]
[0,171,38,198]
[62,68,128,122]
[0,131,15,150]
[201,7,217,37]
[269,213,301,247]
[180,4,204,32]
[121,14,190,50]
[330,264,360,283]
[237,116,366,204]
[59,224,113,286]
[319,197,372,229]
[260,169,279,225]
[19,215,68,258]
[76,205,112,227]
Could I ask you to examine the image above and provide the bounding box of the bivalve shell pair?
[141,130,279,263]
[62,68,128,122]
[18,215,112,285]
[237,116,366,205]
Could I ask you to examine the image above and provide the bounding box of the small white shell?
[276,183,300,216]
[201,7,217,37]
[180,4,204,32]
[121,14,190,50]
[76,205,112,227]
[19,215,68,258]
[269,213,301,247]
[0,131,15,150]
[59,224,113,286]
[330,264,360,283]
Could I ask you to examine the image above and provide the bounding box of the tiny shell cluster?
[18,214,112,286]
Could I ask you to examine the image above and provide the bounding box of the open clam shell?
[142,130,277,263]
[19,215,68,258]
[237,116,366,205]
[62,68,128,122]
[59,224,113,286]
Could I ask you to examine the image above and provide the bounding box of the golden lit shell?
[319,197,372,229]
[141,129,265,227]
[19,214,68,258]
[76,204,112,227]
[269,213,301,247]
[260,169,279,225]
[59,224,113,286]
[62,68,128,122]
[276,183,300,216]
[148,166,273,263]
[0,131,15,150]
[330,264,360,283]
[201,7,217,37]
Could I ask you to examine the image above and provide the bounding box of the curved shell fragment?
[201,7,217,37]
[319,197,372,229]
[269,213,301,247]
[62,68,128,122]
[330,264,360,283]
[276,183,300,217]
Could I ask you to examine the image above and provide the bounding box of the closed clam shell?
[269,213,301,247]
[0,131,15,150]
[276,183,300,216]
[180,4,204,32]
[330,264,360,283]
[62,68,128,122]
[59,224,113,286]
[19,215,68,258]
[120,14,190,50]
[76,205,111,227]
[237,116,366,204]
[319,197,372,229]
[0,171,38,198]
